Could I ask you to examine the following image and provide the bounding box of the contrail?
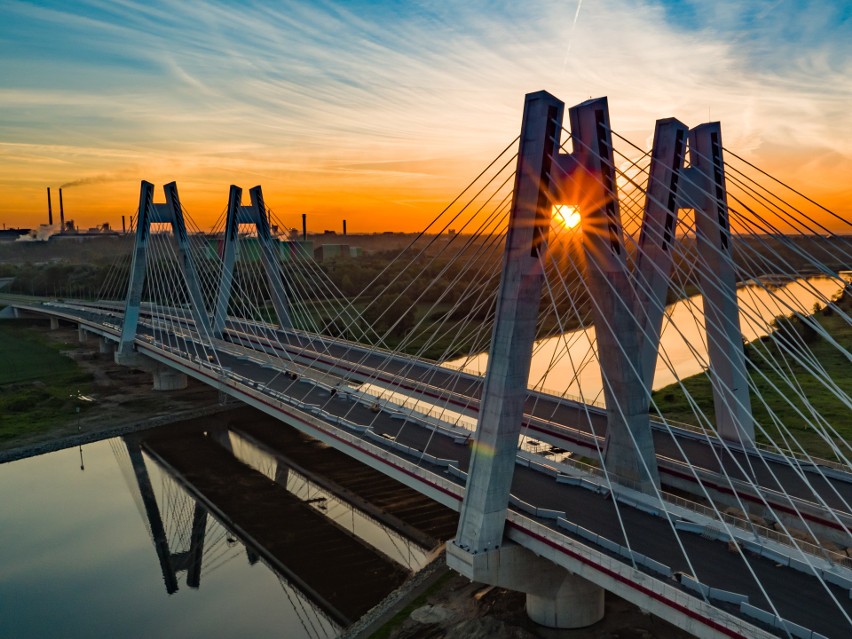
[562,0,584,70]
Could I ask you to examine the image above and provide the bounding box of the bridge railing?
[662,491,852,572]
[504,512,773,639]
[552,454,852,571]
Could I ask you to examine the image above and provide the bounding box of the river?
[0,414,430,639]
[445,276,845,404]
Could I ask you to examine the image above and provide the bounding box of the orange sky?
[2,1,850,234]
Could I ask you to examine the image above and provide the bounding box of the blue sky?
[1,0,850,229]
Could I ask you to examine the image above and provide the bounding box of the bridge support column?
[152,365,188,391]
[447,543,604,628]
[274,460,290,488]
[681,124,754,445]
[561,98,659,492]
[77,326,88,343]
[207,425,234,453]
[99,337,113,355]
[451,90,602,629]
[50,317,60,330]
[454,90,563,556]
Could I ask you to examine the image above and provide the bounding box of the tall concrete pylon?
[449,90,605,630]
[454,90,563,556]
[212,184,291,338]
[116,181,211,361]
[634,118,690,390]
[682,124,755,445]
[565,98,660,492]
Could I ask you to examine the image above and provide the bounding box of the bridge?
[3,90,851,639]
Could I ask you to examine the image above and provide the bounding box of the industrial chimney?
[58,188,65,232]
[343,219,347,236]
[302,213,307,241]
[122,215,126,234]
[47,187,53,226]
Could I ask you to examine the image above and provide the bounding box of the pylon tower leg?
[449,90,604,630]
[689,124,754,445]
[566,98,659,492]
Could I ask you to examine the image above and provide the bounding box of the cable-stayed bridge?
[3,91,851,639]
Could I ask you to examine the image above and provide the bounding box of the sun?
[552,204,581,229]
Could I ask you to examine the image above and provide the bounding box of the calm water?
[447,276,845,403]
[0,437,347,639]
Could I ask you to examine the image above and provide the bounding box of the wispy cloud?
[0,0,849,229]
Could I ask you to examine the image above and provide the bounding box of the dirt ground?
[386,572,694,639]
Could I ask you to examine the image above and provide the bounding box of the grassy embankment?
[652,290,852,460]
[0,319,94,444]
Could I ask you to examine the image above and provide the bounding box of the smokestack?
[302,213,307,241]
[59,188,65,231]
[47,187,53,226]
[122,216,126,234]
[343,219,347,236]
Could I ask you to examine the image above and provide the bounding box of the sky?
[1,0,850,233]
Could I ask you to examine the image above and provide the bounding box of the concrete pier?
[99,337,113,355]
[77,326,88,343]
[49,317,60,330]
[447,543,604,628]
[152,366,188,391]
[112,350,187,391]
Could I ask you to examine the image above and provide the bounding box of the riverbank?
[652,284,852,458]
[0,319,222,458]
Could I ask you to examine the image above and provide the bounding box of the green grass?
[0,321,94,443]
[652,302,852,460]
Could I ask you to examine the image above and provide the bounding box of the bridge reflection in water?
[110,410,455,634]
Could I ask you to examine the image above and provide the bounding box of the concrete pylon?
[454,90,563,556]
[449,90,604,629]
[564,98,659,492]
[116,181,211,362]
[49,317,60,330]
[634,119,689,391]
[212,184,291,338]
[682,124,754,445]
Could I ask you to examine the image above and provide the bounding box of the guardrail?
[504,512,774,639]
[551,454,852,571]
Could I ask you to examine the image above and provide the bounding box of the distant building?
[314,244,351,262]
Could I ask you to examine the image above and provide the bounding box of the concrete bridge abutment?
[447,542,604,628]
[114,350,188,391]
